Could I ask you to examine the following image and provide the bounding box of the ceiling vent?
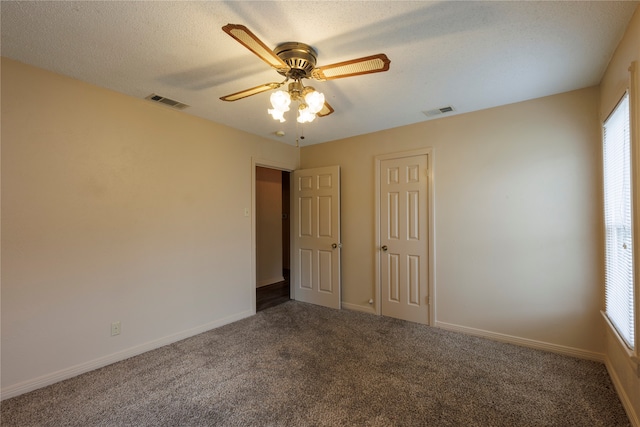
[423,106,455,117]
[145,94,189,110]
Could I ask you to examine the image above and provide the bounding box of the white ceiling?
[1,1,637,145]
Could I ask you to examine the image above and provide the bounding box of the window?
[603,92,635,349]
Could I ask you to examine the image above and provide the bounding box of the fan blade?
[220,83,281,102]
[317,102,334,117]
[312,54,390,81]
[222,24,289,71]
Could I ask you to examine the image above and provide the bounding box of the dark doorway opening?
[256,169,290,311]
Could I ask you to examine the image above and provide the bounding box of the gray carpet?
[1,301,630,426]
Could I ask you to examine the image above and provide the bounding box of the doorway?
[255,166,291,311]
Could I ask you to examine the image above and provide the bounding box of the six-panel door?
[293,166,341,309]
[380,155,429,323]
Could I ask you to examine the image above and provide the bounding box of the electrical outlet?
[111,321,121,336]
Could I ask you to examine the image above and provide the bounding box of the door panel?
[318,250,333,292]
[388,254,400,302]
[299,197,312,236]
[300,249,313,289]
[408,255,420,305]
[388,192,399,238]
[380,155,429,324]
[293,166,341,309]
[318,196,332,237]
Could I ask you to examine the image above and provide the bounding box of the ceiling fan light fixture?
[220,24,390,124]
[267,81,324,124]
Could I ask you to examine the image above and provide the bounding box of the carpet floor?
[1,301,630,426]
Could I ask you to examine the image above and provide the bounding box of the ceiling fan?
[219,24,390,123]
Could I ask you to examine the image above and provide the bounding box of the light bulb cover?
[305,91,325,114]
[297,107,316,123]
[268,108,286,122]
[270,91,291,111]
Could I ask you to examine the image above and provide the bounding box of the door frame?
[251,157,296,314]
[374,148,436,325]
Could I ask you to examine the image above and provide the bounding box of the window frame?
[603,91,635,350]
[601,62,640,366]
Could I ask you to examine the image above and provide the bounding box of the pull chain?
[295,115,305,148]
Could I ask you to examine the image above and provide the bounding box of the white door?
[292,166,341,309]
[380,154,429,323]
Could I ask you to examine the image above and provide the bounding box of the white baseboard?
[604,356,640,427]
[1,309,253,401]
[435,321,605,362]
[257,276,285,288]
[341,302,376,315]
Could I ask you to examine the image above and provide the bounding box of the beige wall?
[599,6,640,425]
[0,58,299,396]
[256,167,283,287]
[301,87,603,356]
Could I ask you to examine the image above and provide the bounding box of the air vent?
[423,105,455,117]
[145,94,189,110]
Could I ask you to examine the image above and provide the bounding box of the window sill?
[601,311,640,376]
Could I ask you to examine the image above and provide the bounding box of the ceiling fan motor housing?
[275,42,318,79]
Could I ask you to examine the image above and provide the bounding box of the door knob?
[381,245,388,251]
[332,243,342,249]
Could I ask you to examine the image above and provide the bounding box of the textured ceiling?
[1,1,638,145]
